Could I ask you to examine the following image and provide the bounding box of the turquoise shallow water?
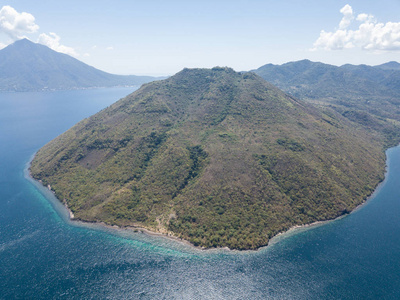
[1,88,400,299]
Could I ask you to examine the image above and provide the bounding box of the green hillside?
[31,67,386,250]
[253,60,400,147]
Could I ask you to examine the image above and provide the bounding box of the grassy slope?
[31,67,386,250]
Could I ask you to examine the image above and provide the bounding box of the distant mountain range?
[252,59,400,146]
[0,39,160,91]
[253,59,400,103]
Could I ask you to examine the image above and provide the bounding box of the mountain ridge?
[252,59,400,147]
[374,61,400,70]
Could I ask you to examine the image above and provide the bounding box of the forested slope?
[31,67,386,249]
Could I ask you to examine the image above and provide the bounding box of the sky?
[1,0,400,76]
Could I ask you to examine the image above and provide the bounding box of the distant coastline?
[0,84,142,93]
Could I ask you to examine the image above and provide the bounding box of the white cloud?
[0,42,6,49]
[356,13,374,23]
[339,4,353,29]
[0,6,79,56]
[312,4,400,51]
[0,5,39,40]
[106,46,114,51]
[313,29,354,50]
[38,32,78,56]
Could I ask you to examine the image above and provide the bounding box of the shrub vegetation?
[31,68,386,250]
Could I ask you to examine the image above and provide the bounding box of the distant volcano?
[0,39,159,91]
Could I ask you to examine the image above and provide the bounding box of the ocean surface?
[1,88,400,299]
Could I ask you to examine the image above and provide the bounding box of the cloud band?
[312,4,400,51]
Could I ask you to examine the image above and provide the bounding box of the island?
[30,67,386,250]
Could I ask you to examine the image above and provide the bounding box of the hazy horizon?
[1,1,400,76]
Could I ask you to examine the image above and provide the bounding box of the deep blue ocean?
[1,87,400,299]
